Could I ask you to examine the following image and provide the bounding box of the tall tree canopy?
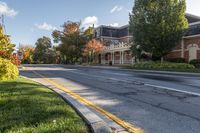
[0,26,15,54]
[129,0,188,61]
[52,21,88,64]
[83,39,104,63]
[33,36,56,64]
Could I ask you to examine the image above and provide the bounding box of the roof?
[96,14,200,30]
[186,13,200,23]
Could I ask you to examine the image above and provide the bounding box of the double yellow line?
[32,70,143,133]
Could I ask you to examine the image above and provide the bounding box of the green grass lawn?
[0,77,89,133]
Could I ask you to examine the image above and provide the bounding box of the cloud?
[108,23,119,27]
[0,1,18,17]
[35,22,57,31]
[110,5,123,13]
[82,16,98,28]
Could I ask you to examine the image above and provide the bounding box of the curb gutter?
[51,87,112,133]
[22,76,112,133]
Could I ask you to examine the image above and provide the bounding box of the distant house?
[94,13,200,64]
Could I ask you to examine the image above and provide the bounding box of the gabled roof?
[186,13,200,23]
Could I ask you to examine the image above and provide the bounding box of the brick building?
[95,13,200,64]
[167,14,200,62]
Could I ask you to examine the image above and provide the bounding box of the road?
[20,64,200,133]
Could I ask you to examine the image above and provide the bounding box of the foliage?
[0,51,21,66]
[129,0,188,62]
[19,45,34,64]
[0,77,89,132]
[33,36,57,64]
[84,26,94,40]
[166,58,186,63]
[189,59,200,68]
[0,57,19,81]
[130,44,142,62]
[0,25,19,65]
[83,39,104,63]
[52,21,90,64]
[0,26,15,54]
[131,62,195,70]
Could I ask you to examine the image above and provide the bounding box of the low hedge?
[190,59,200,68]
[0,57,19,81]
[166,58,186,63]
[132,62,195,70]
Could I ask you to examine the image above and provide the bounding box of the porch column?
[119,51,122,64]
[112,52,115,64]
[122,51,124,64]
[101,53,104,64]
[110,52,113,63]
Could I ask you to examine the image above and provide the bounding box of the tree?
[129,0,188,62]
[83,39,104,63]
[84,26,94,41]
[52,21,88,64]
[33,36,56,64]
[0,26,15,54]
[130,44,142,62]
[19,45,34,64]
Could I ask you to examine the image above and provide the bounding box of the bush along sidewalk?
[126,62,200,73]
[190,59,200,68]
[0,77,89,133]
[0,57,19,81]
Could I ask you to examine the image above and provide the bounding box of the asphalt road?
[21,64,200,133]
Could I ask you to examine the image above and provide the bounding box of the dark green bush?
[190,59,200,68]
[132,62,195,69]
[0,58,19,81]
[166,58,185,63]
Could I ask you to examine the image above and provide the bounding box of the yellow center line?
[32,70,144,133]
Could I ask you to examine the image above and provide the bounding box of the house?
[95,13,200,64]
[167,14,200,62]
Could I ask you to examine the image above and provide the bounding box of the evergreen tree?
[129,0,188,62]
[0,26,15,54]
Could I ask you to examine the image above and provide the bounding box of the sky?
[1,0,200,46]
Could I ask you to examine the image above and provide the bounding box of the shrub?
[190,59,200,68]
[0,51,21,66]
[132,62,195,70]
[166,58,186,63]
[0,57,19,81]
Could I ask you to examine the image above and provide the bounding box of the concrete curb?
[125,69,200,77]
[60,64,200,77]
[22,76,112,133]
[60,64,121,70]
[51,88,112,133]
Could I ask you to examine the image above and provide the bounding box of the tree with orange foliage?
[19,45,34,64]
[83,39,104,63]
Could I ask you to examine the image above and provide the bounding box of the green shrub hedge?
[166,58,186,63]
[132,62,195,70]
[0,58,19,81]
[190,59,200,68]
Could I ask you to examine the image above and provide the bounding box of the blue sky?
[1,0,200,46]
